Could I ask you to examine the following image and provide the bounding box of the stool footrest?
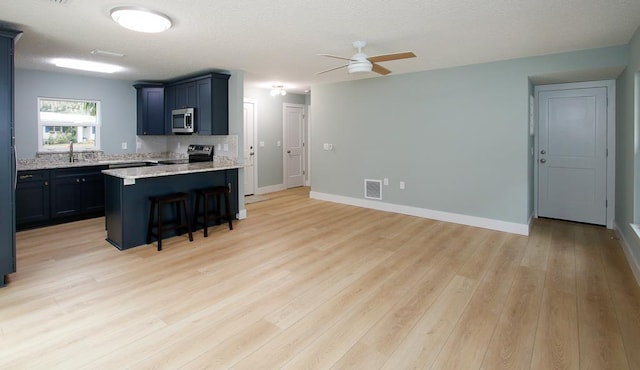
[193,187,233,237]
[147,192,193,251]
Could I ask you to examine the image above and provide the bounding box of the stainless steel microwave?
[171,108,195,134]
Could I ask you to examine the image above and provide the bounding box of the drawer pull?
[19,174,33,180]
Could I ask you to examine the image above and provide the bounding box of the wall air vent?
[364,179,382,200]
[49,0,70,4]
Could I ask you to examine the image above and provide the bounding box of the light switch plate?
[259,141,265,147]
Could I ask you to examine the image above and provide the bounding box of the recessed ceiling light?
[110,6,172,33]
[52,58,123,73]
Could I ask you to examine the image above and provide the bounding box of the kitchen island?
[103,162,242,250]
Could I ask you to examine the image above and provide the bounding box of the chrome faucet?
[69,141,74,163]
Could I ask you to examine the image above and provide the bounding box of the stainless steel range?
[157,144,214,165]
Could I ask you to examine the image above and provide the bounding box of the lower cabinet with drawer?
[15,170,50,228]
[16,165,107,230]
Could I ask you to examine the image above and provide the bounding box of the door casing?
[283,103,306,189]
[243,99,257,195]
[534,80,616,228]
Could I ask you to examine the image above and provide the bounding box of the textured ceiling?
[1,0,639,93]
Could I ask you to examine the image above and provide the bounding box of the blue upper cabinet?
[135,84,165,135]
[196,74,230,135]
[154,72,230,136]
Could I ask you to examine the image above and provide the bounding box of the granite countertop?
[102,161,244,180]
[17,158,169,171]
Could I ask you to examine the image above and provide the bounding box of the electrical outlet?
[323,143,329,150]
[121,142,127,150]
[400,181,405,190]
[136,141,141,149]
[259,141,265,147]
[328,143,333,150]
[277,141,281,147]
[223,143,228,151]
[384,178,389,186]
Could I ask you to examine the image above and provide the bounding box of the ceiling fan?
[317,41,416,76]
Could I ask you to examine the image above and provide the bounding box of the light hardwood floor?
[2,187,640,369]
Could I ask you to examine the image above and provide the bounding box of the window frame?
[37,97,102,152]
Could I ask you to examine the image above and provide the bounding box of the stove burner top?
[187,144,214,163]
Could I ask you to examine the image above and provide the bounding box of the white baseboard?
[613,222,640,286]
[237,209,247,220]
[256,184,286,195]
[310,191,529,236]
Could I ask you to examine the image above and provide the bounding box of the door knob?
[540,158,546,163]
[287,150,291,154]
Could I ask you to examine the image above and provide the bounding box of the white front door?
[537,87,607,225]
[284,103,305,188]
[243,100,256,195]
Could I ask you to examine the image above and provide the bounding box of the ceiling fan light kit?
[318,40,416,76]
[270,85,287,96]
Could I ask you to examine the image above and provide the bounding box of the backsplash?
[138,135,238,159]
[18,135,238,167]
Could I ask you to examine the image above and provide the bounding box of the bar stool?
[147,192,193,251]
[193,186,233,237]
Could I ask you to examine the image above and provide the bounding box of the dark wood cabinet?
[15,170,50,228]
[0,29,19,286]
[135,84,165,135]
[50,166,107,219]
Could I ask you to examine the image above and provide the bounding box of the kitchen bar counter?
[102,161,243,180]
[104,164,240,250]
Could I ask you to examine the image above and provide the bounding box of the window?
[38,97,101,151]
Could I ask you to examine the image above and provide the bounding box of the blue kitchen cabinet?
[196,73,230,135]
[16,170,50,229]
[0,29,20,287]
[160,72,230,135]
[135,84,165,135]
[50,166,108,220]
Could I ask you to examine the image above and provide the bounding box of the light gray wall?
[311,45,628,226]
[244,86,306,188]
[228,70,245,212]
[616,25,640,272]
[14,69,136,158]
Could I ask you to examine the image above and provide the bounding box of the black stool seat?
[193,186,233,237]
[147,192,193,251]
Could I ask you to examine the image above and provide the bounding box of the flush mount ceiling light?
[52,58,123,73]
[270,85,287,96]
[110,6,172,33]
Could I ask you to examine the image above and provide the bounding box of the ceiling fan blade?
[318,54,354,62]
[371,63,391,75]
[316,64,349,75]
[367,52,416,63]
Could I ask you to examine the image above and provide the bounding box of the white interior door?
[537,87,607,225]
[284,103,305,188]
[243,100,256,195]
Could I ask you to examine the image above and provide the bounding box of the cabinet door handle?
[44,181,48,186]
[76,178,80,183]
[82,178,86,182]
[19,174,33,180]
